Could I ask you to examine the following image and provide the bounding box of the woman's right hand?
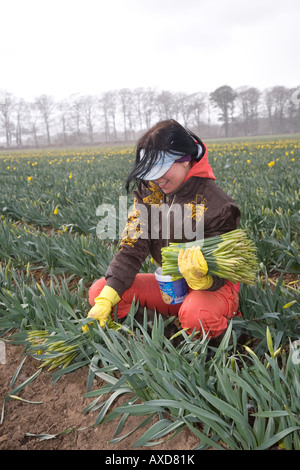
[178,246,213,290]
[82,286,121,332]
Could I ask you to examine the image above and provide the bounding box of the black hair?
[125,119,205,192]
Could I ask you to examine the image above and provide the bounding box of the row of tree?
[0,85,299,148]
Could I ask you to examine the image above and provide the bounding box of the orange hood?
[184,143,216,181]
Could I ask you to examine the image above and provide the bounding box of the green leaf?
[256,426,300,450]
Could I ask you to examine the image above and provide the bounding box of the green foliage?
[84,319,300,449]
[0,139,299,448]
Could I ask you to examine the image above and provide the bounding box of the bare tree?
[175,92,196,127]
[69,94,84,145]
[0,90,15,147]
[263,88,275,134]
[99,92,111,141]
[141,88,157,129]
[191,91,207,132]
[14,98,30,148]
[126,94,136,141]
[118,88,135,141]
[236,87,261,135]
[287,86,300,133]
[273,86,290,134]
[156,90,175,120]
[98,90,118,142]
[108,91,118,142]
[132,87,145,132]
[35,94,55,146]
[27,102,40,148]
[56,99,72,145]
[81,95,97,144]
[263,86,290,134]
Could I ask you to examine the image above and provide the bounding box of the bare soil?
[0,342,199,451]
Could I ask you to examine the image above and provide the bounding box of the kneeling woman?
[84,119,241,339]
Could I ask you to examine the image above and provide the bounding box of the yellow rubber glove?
[178,246,213,290]
[82,285,121,332]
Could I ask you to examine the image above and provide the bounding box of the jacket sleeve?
[104,190,151,297]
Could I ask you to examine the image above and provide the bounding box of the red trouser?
[89,274,240,339]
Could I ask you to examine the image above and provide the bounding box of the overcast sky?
[1,0,299,101]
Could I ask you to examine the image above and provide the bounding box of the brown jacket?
[105,155,241,296]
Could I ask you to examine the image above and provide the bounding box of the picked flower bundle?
[161,229,259,285]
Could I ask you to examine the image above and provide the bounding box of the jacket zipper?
[165,194,175,246]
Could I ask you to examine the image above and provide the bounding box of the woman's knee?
[179,305,229,338]
[88,278,106,306]
[178,286,239,339]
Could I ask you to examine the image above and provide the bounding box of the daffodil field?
[0,137,300,449]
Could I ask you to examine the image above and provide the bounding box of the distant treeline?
[0,84,299,148]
